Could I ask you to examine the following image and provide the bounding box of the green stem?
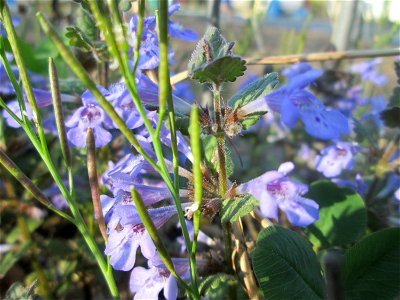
[133,0,145,75]
[189,106,202,295]
[130,187,194,298]
[0,0,47,150]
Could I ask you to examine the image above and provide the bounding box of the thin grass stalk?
[189,106,202,293]
[36,12,158,173]
[133,0,145,75]
[155,3,195,290]
[48,58,75,197]
[0,1,47,149]
[130,187,195,298]
[87,128,107,242]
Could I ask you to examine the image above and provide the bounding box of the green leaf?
[119,0,132,12]
[201,135,234,178]
[0,241,32,278]
[341,228,400,300]
[221,194,258,223]
[199,273,236,300]
[76,8,97,41]
[228,73,279,109]
[380,106,400,128]
[191,56,246,84]
[188,26,246,84]
[252,226,326,300]
[65,26,93,51]
[5,282,28,300]
[304,181,367,250]
[389,86,400,107]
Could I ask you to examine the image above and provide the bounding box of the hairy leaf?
[228,73,279,109]
[188,26,246,84]
[221,194,258,223]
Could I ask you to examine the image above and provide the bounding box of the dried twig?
[171,47,400,85]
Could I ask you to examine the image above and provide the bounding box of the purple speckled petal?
[67,126,87,148]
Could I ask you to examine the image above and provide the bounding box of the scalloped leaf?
[228,73,279,109]
[191,56,246,84]
[221,194,258,223]
[341,228,400,300]
[188,26,246,84]
[252,226,326,300]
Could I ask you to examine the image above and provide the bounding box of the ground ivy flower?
[130,256,190,300]
[241,69,349,140]
[238,162,319,226]
[65,103,111,148]
[104,205,179,271]
[315,142,359,178]
[350,58,387,87]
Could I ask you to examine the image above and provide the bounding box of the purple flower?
[282,62,313,79]
[350,58,387,87]
[315,142,359,178]
[128,2,197,70]
[360,96,387,128]
[130,256,190,300]
[104,205,178,271]
[238,162,319,226]
[241,70,349,140]
[65,103,112,148]
[331,174,368,197]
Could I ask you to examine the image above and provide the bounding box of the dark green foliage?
[304,181,367,250]
[252,226,326,300]
[341,228,400,300]
[380,106,400,128]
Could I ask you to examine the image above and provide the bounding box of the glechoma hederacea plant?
[0,0,399,299]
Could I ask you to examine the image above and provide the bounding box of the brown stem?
[86,128,107,242]
[171,47,400,85]
[212,84,261,299]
